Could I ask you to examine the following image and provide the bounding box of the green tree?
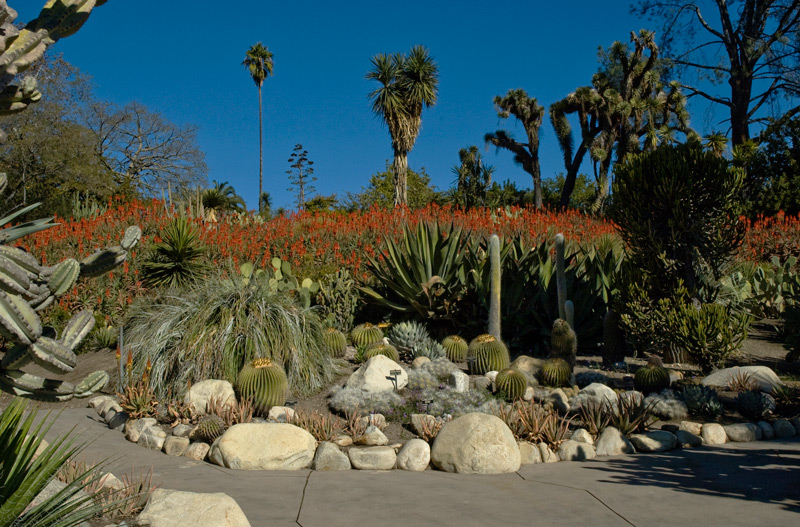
[451,145,494,209]
[542,173,595,212]
[366,45,439,207]
[201,180,245,220]
[286,144,316,210]
[742,116,800,216]
[484,89,545,208]
[633,0,800,146]
[343,163,442,210]
[304,193,338,213]
[242,42,274,212]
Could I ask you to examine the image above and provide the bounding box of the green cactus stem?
[550,318,577,367]
[488,234,502,341]
[350,322,384,348]
[539,358,572,388]
[495,368,528,401]
[192,414,226,444]
[323,327,347,358]
[363,342,400,363]
[79,246,127,278]
[121,225,142,251]
[634,356,671,394]
[467,333,510,375]
[0,289,42,345]
[555,233,568,323]
[73,370,109,397]
[442,335,468,362]
[47,258,79,296]
[236,357,288,416]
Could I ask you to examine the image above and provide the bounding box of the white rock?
[348,446,397,470]
[125,418,158,443]
[431,413,520,474]
[538,442,559,463]
[576,383,618,408]
[345,355,408,393]
[410,414,438,437]
[396,439,431,471]
[411,357,431,369]
[510,356,545,377]
[137,489,250,527]
[518,441,542,464]
[209,423,316,470]
[184,442,210,461]
[702,423,727,445]
[756,421,774,440]
[358,414,386,429]
[138,427,167,450]
[558,439,596,461]
[87,395,116,410]
[171,424,193,438]
[629,431,678,452]
[571,428,594,445]
[523,386,535,401]
[312,441,351,471]
[701,366,784,392]
[724,423,762,442]
[162,436,190,456]
[267,406,295,422]
[773,419,797,438]
[356,425,388,446]
[183,379,236,416]
[679,421,703,436]
[332,435,353,447]
[97,472,124,491]
[595,427,635,457]
[675,429,703,448]
[448,371,469,393]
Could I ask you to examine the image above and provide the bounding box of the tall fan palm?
[201,180,246,220]
[242,42,274,212]
[367,45,438,207]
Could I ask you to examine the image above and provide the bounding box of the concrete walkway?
[44,408,800,527]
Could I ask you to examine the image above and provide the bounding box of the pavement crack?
[295,470,312,526]
[584,489,637,526]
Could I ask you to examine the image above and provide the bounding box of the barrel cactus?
[467,333,510,375]
[495,368,528,401]
[633,356,671,395]
[322,327,347,358]
[236,357,288,416]
[192,414,226,444]
[350,322,383,348]
[442,335,468,362]
[363,342,399,363]
[539,358,572,388]
[550,318,577,367]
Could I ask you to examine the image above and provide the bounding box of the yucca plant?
[141,217,209,288]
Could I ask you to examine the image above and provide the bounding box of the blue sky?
[16,1,725,210]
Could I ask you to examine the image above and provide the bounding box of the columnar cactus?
[554,233,574,328]
[488,234,502,341]
[550,318,577,367]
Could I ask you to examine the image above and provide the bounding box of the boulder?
[702,423,727,445]
[675,429,702,448]
[523,386,535,401]
[773,419,797,438]
[510,355,545,377]
[357,414,387,429]
[396,439,431,471]
[356,425,388,446]
[137,489,250,527]
[538,443,559,463]
[138,427,167,450]
[724,423,762,442]
[518,441,542,464]
[756,421,774,440]
[679,421,703,436]
[701,366,783,393]
[431,413,521,474]
[345,355,408,393]
[594,427,634,457]
[87,394,116,410]
[103,408,128,430]
[332,435,353,447]
[629,431,678,452]
[162,436,190,456]
[267,406,295,422]
[184,442,210,461]
[448,371,469,393]
[411,357,430,369]
[472,377,492,391]
[171,424,194,438]
[558,439,596,461]
[410,414,438,437]
[95,398,121,417]
[183,379,236,416]
[571,428,594,445]
[312,441,351,471]
[348,446,397,470]
[547,389,570,414]
[572,383,618,411]
[125,418,157,443]
[209,423,316,470]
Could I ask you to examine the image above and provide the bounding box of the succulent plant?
[633,356,671,394]
[554,233,574,328]
[414,337,446,360]
[350,322,384,348]
[192,414,226,444]
[467,333,510,375]
[495,368,528,401]
[236,357,288,416]
[419,357,460,381]
[679,384,723,417]
[442,335,468,362]
[406,369,439,391]
[322,327,347,358]
[363,342,400,362]
[539,358,572,388]
[550,318,577,366]
[643,389,688,420]
[736,390,776,420]
[388,320,429,361]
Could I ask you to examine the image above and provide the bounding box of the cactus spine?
[495,368,528,401]
[442,335,468,362]
[192,414,226,444]
[363,342,400,362]
[554,233,574,328]
[488,234,501,341]
[467,333,510,375]
[236,357,288,416]
[550,318,577,367]
[350,322,383,348]
[539,358,572,388]
[322,327,347,358]
[633,356,671,394]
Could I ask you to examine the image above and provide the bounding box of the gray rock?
[675,429,703,447]
[209,423,316,470]
[538,442,559,463]
[571,428,594,445]
[724,423,762,442]
[138,426,167,450]
[548,389,570,414]
[96,398,121,417]
[125,418,157,443]
[357,414,386,429]
[332,435,353,447]
[523,386,535,401]
[629,430,678,452]
[431,413,521,474]
[518,441,542,464]
[594,427,635,457]
[171,424,193,438]
[448,371,469,393]
[702,423,727,445]
[484,371,498,384]
[510,355,545,377]
[701,366,784,393]
[183,379,236,416]
[356,425,388,446]
[558,439,596,461]
[679,421,703,436]
[87,394,116,410]
[411,357,430,369]
[410,414,437,437]
[104,408,128,430]
[345,355,408,393]
[184,442,210,461]
[267,406,295,422]
[348,446,397,470]
[162,436,190,456]
[312,441,351,471]
[773,419,797,438]
[790,417,800,435]
[396,438,431,471]
[472,377,492,391]
[573,382,618,411]
[756,421,774,440]
[137,488,250,527]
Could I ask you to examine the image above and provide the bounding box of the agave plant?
[141,217,209,288]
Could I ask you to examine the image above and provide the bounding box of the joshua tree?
[485,89,545,209]
[366,45,439,207]
[242,42,274,212]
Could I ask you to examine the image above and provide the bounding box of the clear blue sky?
[16,1,723,210]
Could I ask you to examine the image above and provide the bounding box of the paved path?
[44,408,800,527]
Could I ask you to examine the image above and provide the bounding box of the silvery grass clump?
[328,386,403,415]
[124,270,338,399]
[643,389,689,421]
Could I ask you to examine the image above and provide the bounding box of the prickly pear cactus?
[0,173,140,401]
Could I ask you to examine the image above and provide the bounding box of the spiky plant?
[633,356,671,394]
[495,368,528,401]
[388,320,429,356]
[550,318,577,366]
[414,337,446,360]
[467,334,510,375]
[363,342,400,363]
[350,323,384,348]
[419,357,460,381]
[191,414,226,444]
[236,357,289,416]
[737,390,775,420]
[679,384,724,417]
[539,358,572,388]
[124,269,336,399]
[141,217,209,288]
[442,335,468,362]
[322,327,347,358]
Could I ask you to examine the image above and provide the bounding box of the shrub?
[141,217,209,288]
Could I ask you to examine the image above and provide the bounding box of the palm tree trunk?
[258,84,263,213]
[393,150,408,207]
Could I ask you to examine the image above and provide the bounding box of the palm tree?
[201,180,246,221]
[242,42,274,213]
[367,45,438,207]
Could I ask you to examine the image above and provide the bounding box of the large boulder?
[137,489,250,527]
[348,446,397,470]
[629,431,678,452]
[701,366,783,393]
[431,413,521,474]
[183,379,236,416]
[345,355,408,393]
[313,441,351,471]
[209,423,316,470]
[571,383,618,411]
[396,439,431,471]
[594,427,635,457]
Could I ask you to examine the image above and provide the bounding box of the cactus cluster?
[467,334,510,375]
[495,368,528,401]
[633,356,671,394]
[442,335,468,362]
[322,327,347,358]
[192,414,226,444]
[235,357,288,416]
[736,390,775,420]
[406,369,439,391]
[238,258,320,309]
[679,384,723,417]
[350,322,383,348]
[550,318,577,367]
[363,342,400,362]
[539,358,572,388]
